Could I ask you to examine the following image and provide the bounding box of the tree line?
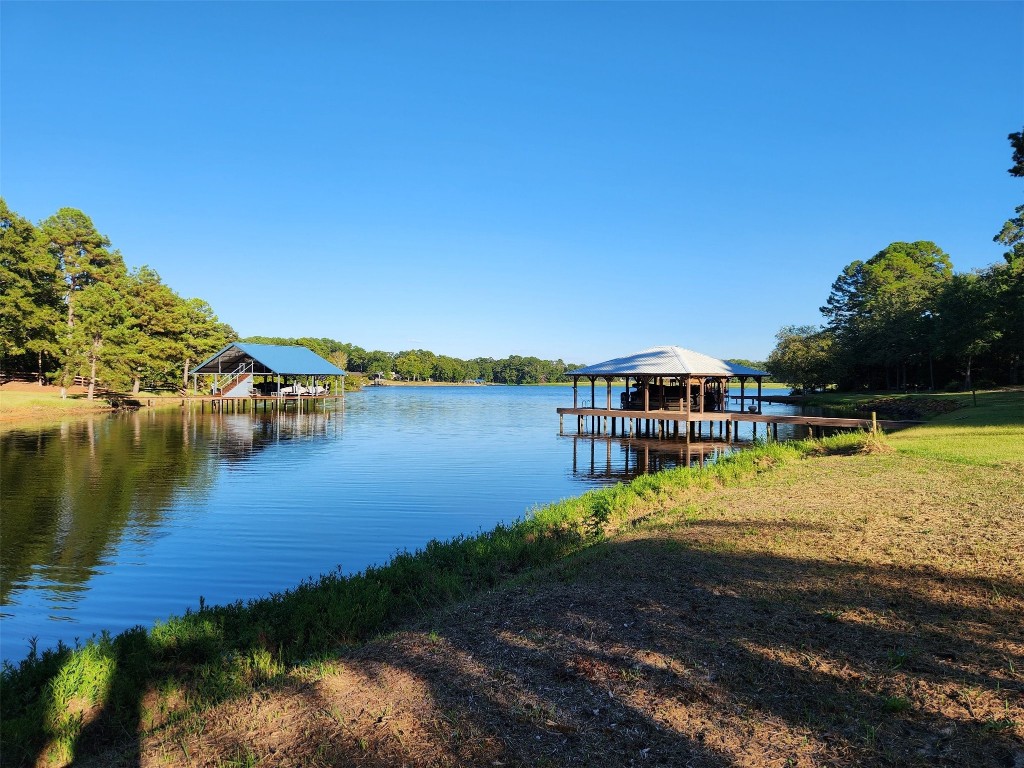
[0,201,585,394]
[241,335,586,385]
[0,200,235,398]
[767,130,1024,392]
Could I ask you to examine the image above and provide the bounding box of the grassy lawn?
[0,384,184,431]
[3,391,1021,767]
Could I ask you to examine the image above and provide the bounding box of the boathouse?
[559,345,768,440]
[559,345,911,440]
[190,343,346,399]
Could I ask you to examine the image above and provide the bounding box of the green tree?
[41,208,120,330]
[395,349,435,381]
[1007,127,1024,177]
[182,299,235,390]
[766,325,835,391]
[41,208,129,396]
[64,279,131,399]
[115,267,197,393]
[933,273,1000,389]
[991,129,1024,382]
[361,350,395,378]
[822,242,951,389]
[0,199,62,381]
[431,354,466,382]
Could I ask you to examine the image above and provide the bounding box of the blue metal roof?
[190,343,346,376]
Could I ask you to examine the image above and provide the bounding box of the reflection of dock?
[567,434,732,482]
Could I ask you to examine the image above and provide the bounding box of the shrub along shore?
[1,390,1021,766]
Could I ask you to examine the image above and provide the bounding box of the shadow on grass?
[328,534,1023,767]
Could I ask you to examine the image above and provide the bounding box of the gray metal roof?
[569,346,768,378]
[190,343,346,376]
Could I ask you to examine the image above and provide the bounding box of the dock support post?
[559,414,564,435]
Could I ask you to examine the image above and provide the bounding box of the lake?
[0,386,812,662]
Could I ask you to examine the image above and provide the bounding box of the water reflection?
[567,434,735,482]
[0,408,338,610]
[2,412,213,607]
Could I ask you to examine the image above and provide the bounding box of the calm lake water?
[0,386,811,662]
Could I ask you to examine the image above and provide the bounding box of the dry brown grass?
[86,449,1023,768]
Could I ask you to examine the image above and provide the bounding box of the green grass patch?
[0,389,112,411]
[886,389,1023,467]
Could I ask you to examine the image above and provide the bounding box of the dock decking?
[556,405,921,440]
[185,393,344,414]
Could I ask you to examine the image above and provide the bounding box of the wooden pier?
[185,394,344,415]
[557,405,921,441]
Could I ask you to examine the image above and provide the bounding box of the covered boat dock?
[189,342,346,413]
[559,346,769,440]
[559,346,908,440]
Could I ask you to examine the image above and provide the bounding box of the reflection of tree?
[1,409,340,605]
[0,410,327,606]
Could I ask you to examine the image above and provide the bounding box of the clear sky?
[2,2,1021,364]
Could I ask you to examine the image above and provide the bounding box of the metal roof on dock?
[191,343,346,376]
[569,346,768,377]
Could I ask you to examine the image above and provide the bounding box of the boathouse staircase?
[213,362,254,398]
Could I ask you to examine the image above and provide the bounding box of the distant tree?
[328,350,348,372]
[432,354,466,382]
[395,349,435,381]
[467,357,495,382]
[362,350,395,378]
[766,325,835,391]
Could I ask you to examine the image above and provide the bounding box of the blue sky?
[2,2,1020,364]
